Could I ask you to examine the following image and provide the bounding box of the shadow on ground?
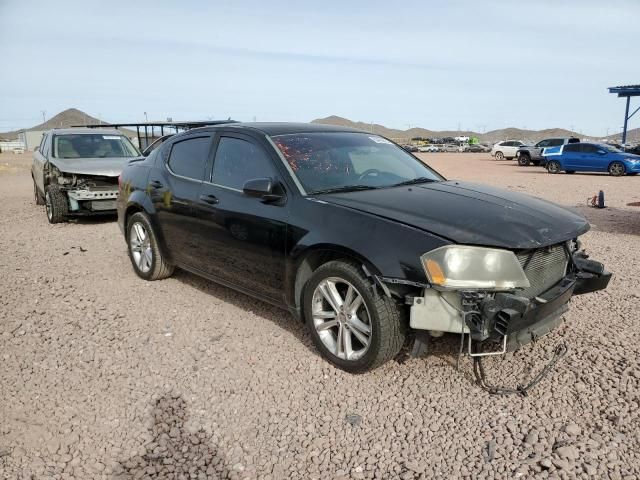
[113,395,228,479]
[575,205,640,236]
[173,269,318,358]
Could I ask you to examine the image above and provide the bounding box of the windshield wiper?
[310,185,381,195]
[390,177,436,187]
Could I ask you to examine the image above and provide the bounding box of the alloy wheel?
[609,162,625,176]
[129,222,153,273]
[311,277,372,361]
[547,161,560,174]
[45,192,52,220]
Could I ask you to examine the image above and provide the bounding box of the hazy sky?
[0,0,638,135]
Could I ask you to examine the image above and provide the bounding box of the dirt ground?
[1,151,639,480]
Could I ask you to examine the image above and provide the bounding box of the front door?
[579,144,608,172]
[192,133,288,302]
[150,134,213,266]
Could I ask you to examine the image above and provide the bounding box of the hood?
[49,156,131,177]
[320,181,589,249]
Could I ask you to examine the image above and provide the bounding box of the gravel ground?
[1,151,639,479]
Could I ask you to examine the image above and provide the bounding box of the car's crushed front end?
[407,239,611,354]
[53,171,119,215]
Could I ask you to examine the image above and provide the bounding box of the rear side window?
[41,134,50,157]
[563,144,580,153]
[167,136,211,180]
[212,137,275,190]
[580,144,599,154]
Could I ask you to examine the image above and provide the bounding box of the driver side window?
[211,137,276,190]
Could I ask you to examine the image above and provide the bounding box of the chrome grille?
[516,244,569,298]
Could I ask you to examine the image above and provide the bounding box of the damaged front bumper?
[408,252,611,352]
[66,188,119,213]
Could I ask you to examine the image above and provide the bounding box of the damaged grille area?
[516,244,569,298]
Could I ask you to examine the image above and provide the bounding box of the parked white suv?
[491,140,525,160]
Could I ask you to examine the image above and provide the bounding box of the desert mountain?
[311,115,636,143]
[0,108,135,139]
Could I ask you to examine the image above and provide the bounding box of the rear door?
[561,143,582,170]
[32,133,50,193]
[149,133,213,266]
[193,132,289,302]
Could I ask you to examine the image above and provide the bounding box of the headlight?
[421,245,530,290]
[57,176,73,185]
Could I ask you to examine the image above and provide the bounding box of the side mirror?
[243,178,284,203]
[597,150,607,155]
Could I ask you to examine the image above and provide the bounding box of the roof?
[208,122,366,136]
[608,85,640,97]
[74,120,236,129]
[43,127,125,135]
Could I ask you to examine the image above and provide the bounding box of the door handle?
[199,194,219,205]
[150,180,163,189]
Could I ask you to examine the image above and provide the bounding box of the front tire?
[494,152,504,161]
[518,153,531,166]
[45,185,68,223]
[303,260,406,373]
[609,162,625,176]
[33,179,45,205]
[547,161,561,174]
[126,212,174,280]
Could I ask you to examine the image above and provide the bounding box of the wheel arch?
[123,195,172,263]
[289,244,385,321]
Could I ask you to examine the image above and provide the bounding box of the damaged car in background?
[117,123,611,376]
[32,128,140,223]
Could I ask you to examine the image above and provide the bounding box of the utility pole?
[40,110,46,123]
[144,112,148,122]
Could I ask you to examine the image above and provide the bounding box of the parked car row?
[403,144,490,153]
[31,123,611,373]
[489,136,640,176]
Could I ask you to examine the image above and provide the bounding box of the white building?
[17,130,46,151]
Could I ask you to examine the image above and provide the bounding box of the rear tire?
[494,152,504,161]
[303,260,406,373]
[547,161,561,174]
[608,162,625,176]
[126,212,174,281]
[45,185,68,223]
[518,153,531,166]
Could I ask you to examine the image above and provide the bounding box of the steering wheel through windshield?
[357,169,381,182]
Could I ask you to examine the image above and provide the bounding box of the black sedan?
[117,123,610,373]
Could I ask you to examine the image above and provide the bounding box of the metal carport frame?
[608,84,640,147]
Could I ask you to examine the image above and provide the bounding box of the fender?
[120,175,175,265]
[284,199,451,310]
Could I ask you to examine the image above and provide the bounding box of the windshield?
[602,144,622,153]
[52,134,140,159]
[271,132,444,194]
